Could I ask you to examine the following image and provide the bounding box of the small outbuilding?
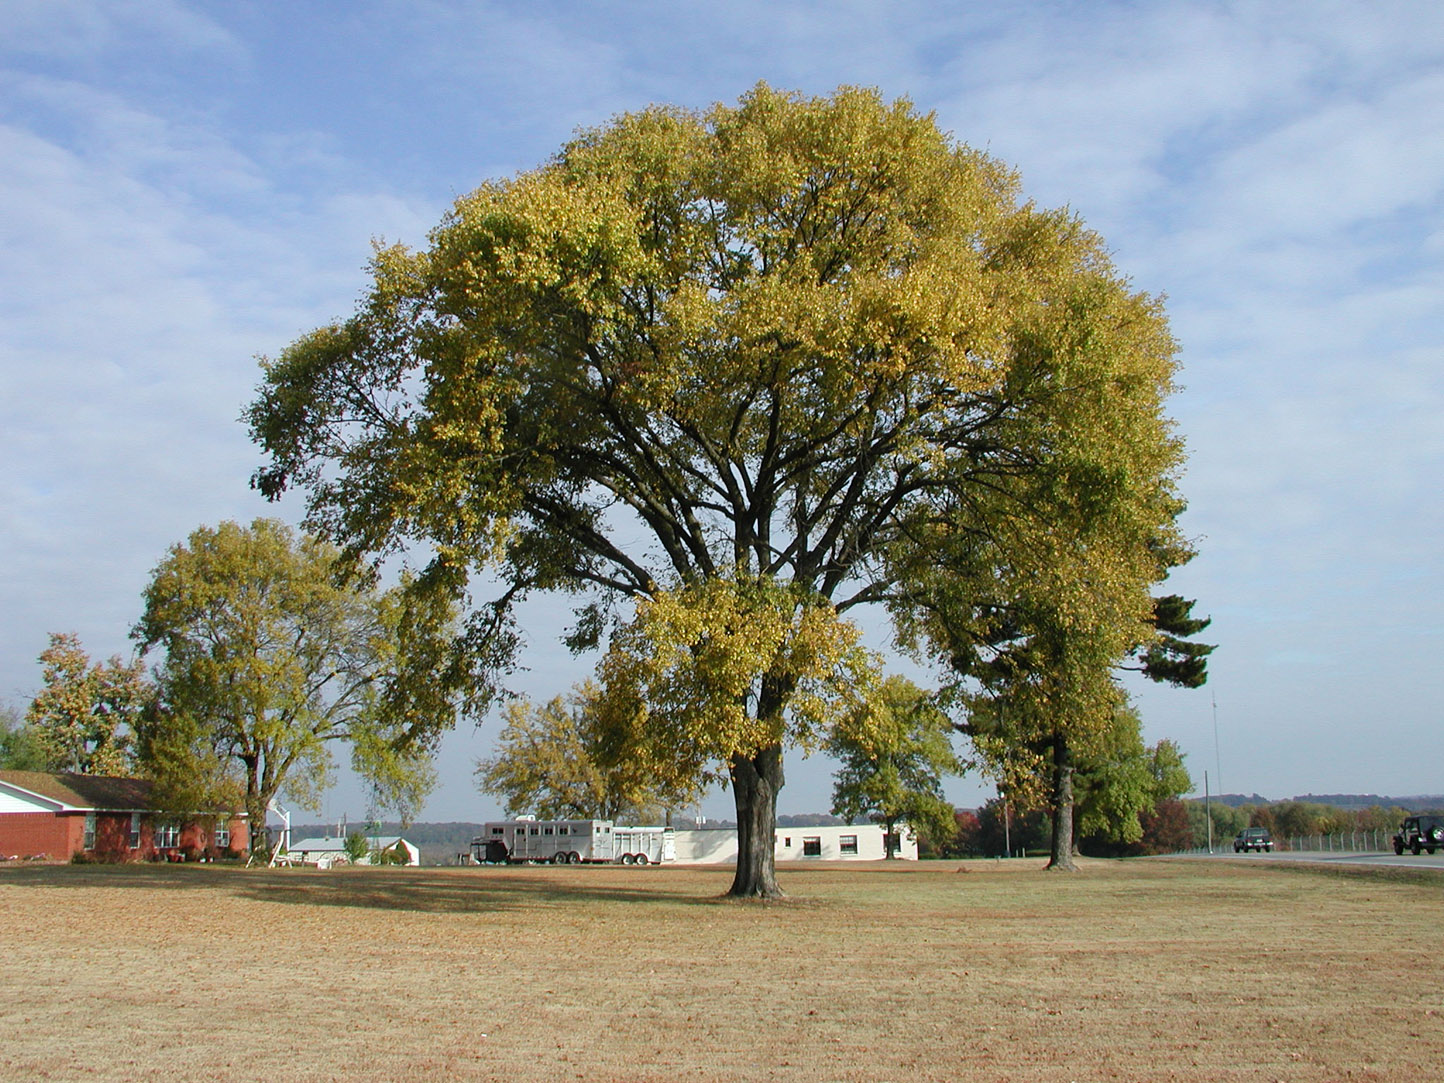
[0,770,248,862]
[284,835,421,867]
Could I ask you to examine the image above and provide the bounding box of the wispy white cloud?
[5,0,240,62]
[0,56,442,703]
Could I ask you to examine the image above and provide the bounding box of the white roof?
[289,835,410,852]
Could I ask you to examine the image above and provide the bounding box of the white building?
[284,835,421,867]
[672,822,916,864]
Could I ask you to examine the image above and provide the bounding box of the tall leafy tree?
[826,676,961,854]
[247,84,1187,896]
[132,707,246,827]
[476,682,695,821]
[926,530,1208,870]
[133,519,474,858]
[953,611,1140,870]
[26,633,150,775]
[948,596,1205,870]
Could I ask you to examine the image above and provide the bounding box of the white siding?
[0,786,63,814]
[673,823,917,863]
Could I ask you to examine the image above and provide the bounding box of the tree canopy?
[826,675,962,853]
[949,584,1207,870]
[247,84,1188,895]
[476,682,696,822]
[133,519,470,857]
[1073,707,1192,849]
[25,632,150,776]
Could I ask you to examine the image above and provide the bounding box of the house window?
[783,837,792,848]
[214,822,230,849]
[840,835,858,855]
[129,813,141,849]
[84,813,97,850]
[155,822,180,849]
[802,837,822,857]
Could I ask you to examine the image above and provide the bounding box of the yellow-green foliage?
[248,84,1189,848]
[827,675,962,844]
[594,578,881,793]
[134,519,454,836]
[476,682,692,821]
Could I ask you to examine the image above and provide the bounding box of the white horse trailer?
[470,819,675,865]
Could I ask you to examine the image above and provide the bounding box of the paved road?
[1173,849,1444,871]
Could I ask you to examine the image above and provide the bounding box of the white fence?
[1282,829,1393,853]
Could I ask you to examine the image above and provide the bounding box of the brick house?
[0,770,249,862]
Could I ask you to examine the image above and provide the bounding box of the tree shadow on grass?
[0,862,734,913]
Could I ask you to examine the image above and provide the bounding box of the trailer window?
[802,837,822,857]
[558,825,570,835]
[543,826,554,835]
[529,826,539,836]
[840,835,858,855]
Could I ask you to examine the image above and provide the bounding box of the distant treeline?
[1183,796,1442,849]
[1205,793,1444,810]
[922,794,1444,860]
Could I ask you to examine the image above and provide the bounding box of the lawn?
[1,858,1437,1082]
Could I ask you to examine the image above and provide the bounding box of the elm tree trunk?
[728,742,785,898]
[1046,735,1079,871]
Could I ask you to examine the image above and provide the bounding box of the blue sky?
[3,1,1441,822]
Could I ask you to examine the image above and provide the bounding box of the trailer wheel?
[620,853,635,865]
[569,852,582,864]
[634,853,649,865]
[552,851,569,865]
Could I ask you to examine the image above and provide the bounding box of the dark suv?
[1392,815,1444,856]
[1233,827,1273,852]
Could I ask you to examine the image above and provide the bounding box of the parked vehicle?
[469,818,675,865]
[1233,827,1273,852]
[1392,815,1444,856]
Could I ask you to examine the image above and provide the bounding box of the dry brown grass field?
[1,857,1438,1082]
